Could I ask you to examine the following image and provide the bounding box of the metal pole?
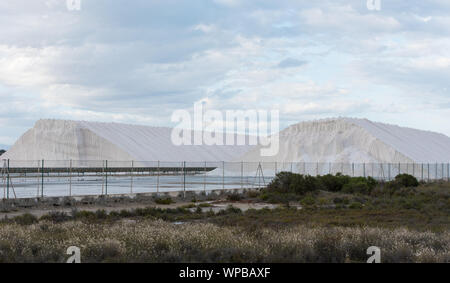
[41,159,44,198]
[183,161,186,199]
[435,162,438,180]
[352,163,354,177]
[427,163,430,182]
[222,161,225,190]
[130,160,134,194]
[442,163,444,181]
[69,159,72,197]
[6,159,9,199]
[37,160,40,198]
[371,163,374,178]
[275,161,277,176]
[258,163,261,189]
[388,163,391,181]
[203,161,206,192]
[421,163,424,181]
[101,160,104,195]
[105,160,108,196]
[157,161,160,194]
[363,163,366,178]
[241,161,243,190]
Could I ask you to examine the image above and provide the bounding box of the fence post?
[448,163,449,182]
[427,163,430,182]
[6,159,9,199]
[352,163,354,177]
[398,162,400,175]
[36,160,40,197]
[363,163,366,178]
[316,162,319,176]
[183,161,186,199]
[241,161,243,190]
[41,159,44,198]
[69,159,72,197]
[130,160,134,194]
[421,163,424,181]
[222,161,225,190]
[435,162,438,180]
[412,163,415,178]
[157,161,160,194]
[442,163,444,181]
[203,161,206,192]
[388,163,391,181]
[105,160,108,196]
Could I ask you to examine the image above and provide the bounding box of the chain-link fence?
[1,160,449,199]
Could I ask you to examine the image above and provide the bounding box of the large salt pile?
[237,118,450,163]
[1,119,254,162]
[3,118,450,164]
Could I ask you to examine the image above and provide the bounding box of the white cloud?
[0,0,449,143]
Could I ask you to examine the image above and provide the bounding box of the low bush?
[386,174,419,190]
[13,213,38,225]
[265,172,378,200]
[319,173,351,192]
[227,193,243,202]
[40,211,71,223]
[154,197,174,205]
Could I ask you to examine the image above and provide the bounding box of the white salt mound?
[3,117,450,163]
[1,119,253,162]
[237,118,450,163]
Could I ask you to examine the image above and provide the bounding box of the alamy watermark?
[170,102,280,157]
[67,0,81,11]
[367,0,381,11]
[367,246,381,263]
[66,246,81,263]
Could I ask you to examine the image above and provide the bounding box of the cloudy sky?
[1,0,450,146]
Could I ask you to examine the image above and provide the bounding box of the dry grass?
[0,219,448,263]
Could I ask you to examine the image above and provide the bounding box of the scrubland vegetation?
[0,173,448,263]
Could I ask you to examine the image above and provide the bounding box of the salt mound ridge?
[3,118,450,163]
[238,118,450,163]
[2,119,254,162]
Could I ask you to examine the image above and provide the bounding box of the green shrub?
[247,190,260,198]
[13,213,38,225]
[319,173,351,192]
[227,193,243,201]
[385,174,419,191]
[268,172,377,196]
[267,172,323,195]
[40,211,71,223]
[394,174,419,187]
[342,181,371,194]
[154,197,174,205]
[300,195,316,206]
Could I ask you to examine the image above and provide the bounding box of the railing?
[1,160,450,199]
